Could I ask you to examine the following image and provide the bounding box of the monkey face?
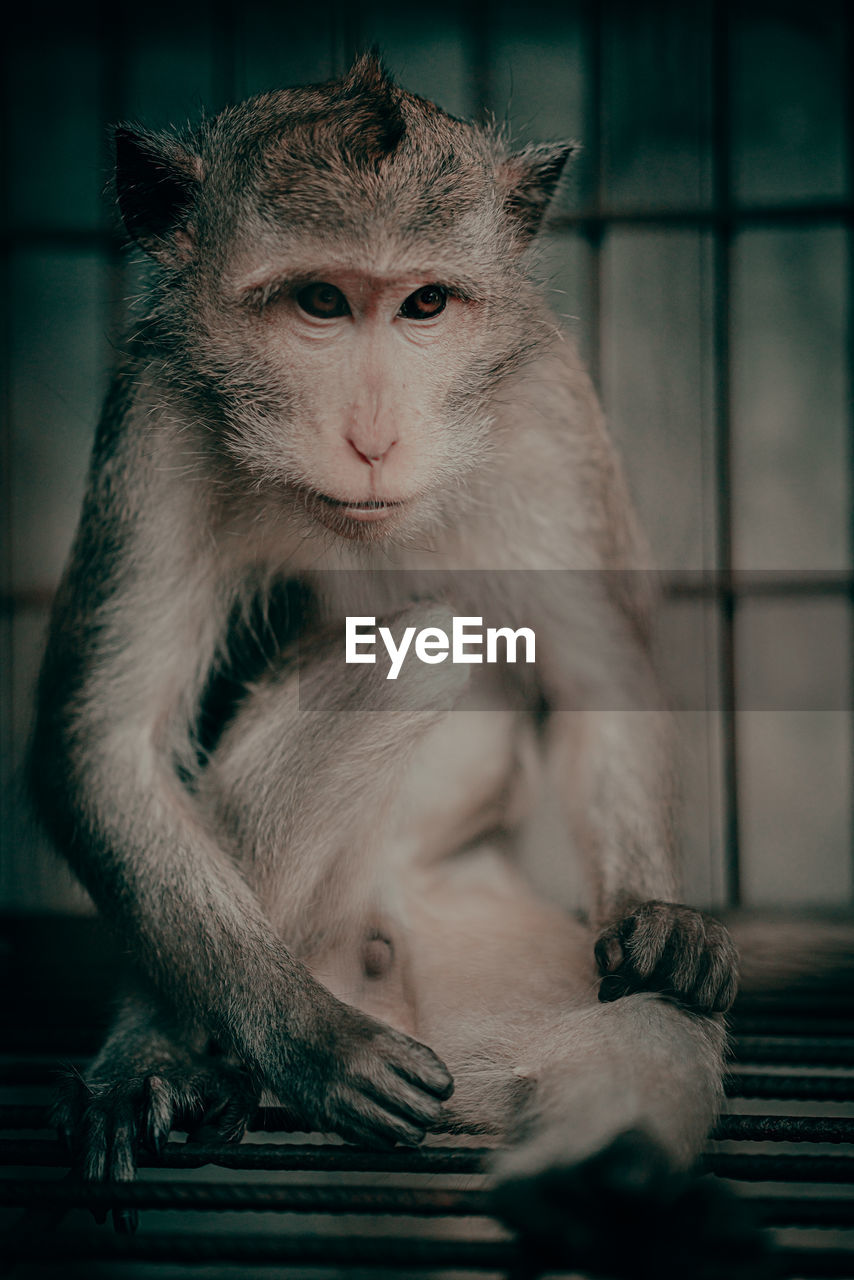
[115,54,573,544]
[210,251,501,542]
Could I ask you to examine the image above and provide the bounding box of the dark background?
[1,0,852,915]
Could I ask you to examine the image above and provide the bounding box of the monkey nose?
[347,436,397,467]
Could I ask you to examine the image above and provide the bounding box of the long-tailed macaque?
[32,54,742,1266]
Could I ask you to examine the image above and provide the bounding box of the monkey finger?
[695,950,739,1014]
[330,1115,398,1150]
[335,1097,427,1149]
[75,1093,141,1186]
[112,1207,139,1235]
[78,1105,109,1182]
[198,1066,258,1141]
[362,1069,446,1129]
[142,1076,175,1155]
[105,1103,141,1184]
[598,973,631,1002]
[620,908,672,980]
[594,928,624,976]
[209,1098,252,1144]
[50,1076,87,1154]
[646,928,706,999]
[383,1038,454,1099]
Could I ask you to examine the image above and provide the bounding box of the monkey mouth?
[312,492,406,524]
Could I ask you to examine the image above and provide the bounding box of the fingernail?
[113,1207,138,1235]
[599,975,629,1002]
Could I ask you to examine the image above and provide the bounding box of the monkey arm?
[31,388,452,1149]
[488,569,737,1015]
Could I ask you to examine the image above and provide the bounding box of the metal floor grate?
[2,921,854,1277]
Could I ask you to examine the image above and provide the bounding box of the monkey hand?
[273,999,454,1149]
[52,1054,259,1230]
[594,900,738,1014]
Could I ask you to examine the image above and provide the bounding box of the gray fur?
[34,53,739,1256]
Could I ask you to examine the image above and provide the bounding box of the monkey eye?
[296,282,350,318]
[399,284,448,320]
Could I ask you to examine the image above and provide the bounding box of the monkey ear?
[500,143,577,242]
[114,126,201,260]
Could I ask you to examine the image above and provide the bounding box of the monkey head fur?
[117,53,573,546]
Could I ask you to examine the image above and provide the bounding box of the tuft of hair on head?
[334,48,406,166]
[341,47,394,96]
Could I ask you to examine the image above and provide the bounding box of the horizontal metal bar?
[5,1139,854,1183]
[2,1230,521,1269]
[0,1178,487,1215]
[0,1138,492,1174]
[764,1248,854,1279]
[726,1072,854,1102]
[1,228,123,251]
[714,1115,854,1144]
[0,1054,87,1085]
[731,1015,854,1040]
[734,1037,854,1068]
[0,1103,492,1138]
[753,1197,854,1228]
[4,1176,854,1232]
[7,1105,854,1146]
[551,202,854,231]
[0,1106,53,1130]
[5,1225,854,1275]
[3,200,852,252]
[6,575,854,619]
[708,1153,854,1183]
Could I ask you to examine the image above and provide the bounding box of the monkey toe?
[51,1071,139,1181]
[596,902,739,1014]
[184,1064,259,1144]
[54,1057,258,1212]
[494,1129,767,1279]
[51,1070,88,1153]
[77,1092,141,1184]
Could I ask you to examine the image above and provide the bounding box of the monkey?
[31,53,742,1266]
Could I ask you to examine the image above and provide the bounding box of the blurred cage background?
[0,0,852,916]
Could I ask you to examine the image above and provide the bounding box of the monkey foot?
[595,900,739,1014]
[492,1128,767,1279]
[52,1057,259,1232]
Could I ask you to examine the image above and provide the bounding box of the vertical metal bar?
[711,0,741,905]
[0,27,13,899]
[846,2,854,903]
[466,0,493,123]
[212,0,238,108]
[331,0,362,77]
[585,0,604,390]
[97,0,129,349]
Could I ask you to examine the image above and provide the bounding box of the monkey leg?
[491,994,725,1180]
[53,988,258,1222]
[488,999,765,1277]
[392,856,762,1274]
[545,710,739,1015]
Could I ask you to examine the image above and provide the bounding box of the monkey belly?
[300,844,596,1130]
[300,704,594,1105]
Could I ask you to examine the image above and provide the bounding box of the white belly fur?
[302,701,596,1121]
